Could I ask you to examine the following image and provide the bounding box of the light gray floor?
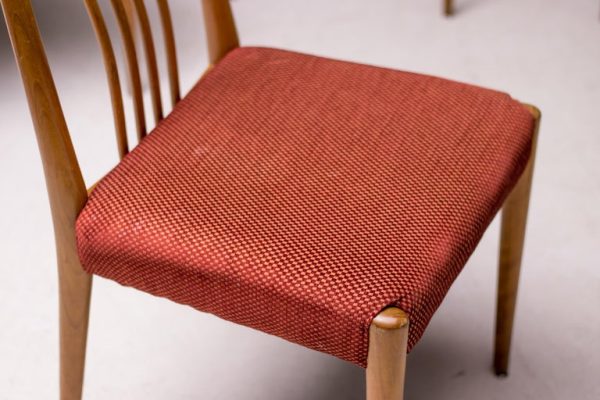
[1,0,599,399]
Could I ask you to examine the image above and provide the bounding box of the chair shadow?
[404,338,482,400]
[302,332,485,400]
[172,313,493,399]
[300,360,365,400]
[303,303,495,399]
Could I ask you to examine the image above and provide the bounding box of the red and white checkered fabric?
[76,47,534,367]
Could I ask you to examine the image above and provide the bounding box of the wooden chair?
[1,0,539,399]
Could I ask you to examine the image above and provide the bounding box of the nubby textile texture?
[76,47,534,367]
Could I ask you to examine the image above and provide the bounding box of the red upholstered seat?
[76,47,534,367]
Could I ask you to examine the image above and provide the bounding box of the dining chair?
[1,0,540,399]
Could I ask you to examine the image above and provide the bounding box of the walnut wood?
[0,1,93,399]
[444,0,454,16]
[133,0,163,124]
[157,0,181,107]
[110,0,147,141]
[84,0,129,159]
[201,0,240,65]
[494,104,541,375]
[366,308,409,400]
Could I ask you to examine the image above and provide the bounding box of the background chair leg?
[494,105,541,375]
[59,257,93,400]
[366,308,409,400]
[444,0,454,16]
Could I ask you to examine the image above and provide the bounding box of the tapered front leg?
[366,308,409,400]
[494,105,540,375]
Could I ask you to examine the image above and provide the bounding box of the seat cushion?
[76,47,534,367]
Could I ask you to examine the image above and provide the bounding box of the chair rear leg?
[494,105,540,375]
[366,308,409,400]
[444,0,454,16]
[58,255,93,400]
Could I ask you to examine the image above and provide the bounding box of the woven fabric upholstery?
[76,47,534,367]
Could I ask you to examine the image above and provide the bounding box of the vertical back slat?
[122,0,138,97]
[132,0,163,124]
[157,0,180,107]
[110,0,146,141]
[201,0,239,65]
[123,0,137,33]
[84,0,129,159]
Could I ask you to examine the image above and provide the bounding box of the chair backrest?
[0,0,239,268]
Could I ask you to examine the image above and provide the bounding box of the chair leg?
[494,105,541,375]
[58,255,93,400]
[444,0,454,16]
[366,307,409,400]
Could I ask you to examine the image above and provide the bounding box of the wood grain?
[494,104,541,375]
[366,308,409,400]
[0,1,93,399]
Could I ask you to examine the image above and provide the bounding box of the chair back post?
[1,3,93,396]
[1,0,88,249]
[201,0,239,65]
